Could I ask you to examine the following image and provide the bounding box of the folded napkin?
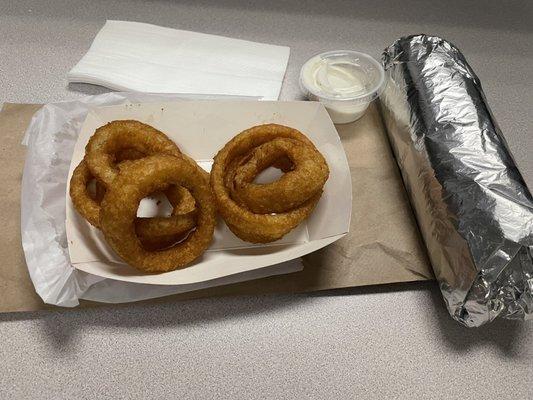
[68,20,290,100]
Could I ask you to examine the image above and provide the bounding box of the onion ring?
[85,120,181,186]
[210,124,328,243]
[99,154,216,272]
[70,159,197,249]
[72,121,199,249]
[135,213,196,251]
[134,185,198,250]
[94,148,145,202]
[230,138,328,213]
[70,160,102,227]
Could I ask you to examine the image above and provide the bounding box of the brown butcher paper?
[0,102,432,313]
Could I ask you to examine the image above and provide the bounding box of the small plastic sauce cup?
[299,50,385,124]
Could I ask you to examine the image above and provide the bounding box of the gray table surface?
[1,1,532,399]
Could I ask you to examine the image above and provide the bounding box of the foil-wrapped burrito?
[380,34,533,327]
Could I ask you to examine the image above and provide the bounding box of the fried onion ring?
[210,124,328,243]
[70,159,197,249]
[85,120,181,186]
[99,155,216,272]
[70,160,102,227]
[230,138,329,213]
[93,149,145,201]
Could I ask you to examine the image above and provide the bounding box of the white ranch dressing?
[300,51,385,124]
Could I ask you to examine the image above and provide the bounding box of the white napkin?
[68,20,290,100]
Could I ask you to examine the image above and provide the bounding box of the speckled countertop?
[1,1,532,398]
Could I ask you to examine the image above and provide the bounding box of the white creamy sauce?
[300,51,383,124]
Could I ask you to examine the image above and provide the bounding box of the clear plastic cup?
[299,50,385,124]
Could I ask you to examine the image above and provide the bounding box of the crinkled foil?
[379,34,533,327]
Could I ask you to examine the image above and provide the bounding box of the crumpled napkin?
[68,20,290,100]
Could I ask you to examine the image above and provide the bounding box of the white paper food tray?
[66,101,352,285]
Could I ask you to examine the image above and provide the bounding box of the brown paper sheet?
[0,102,432,313]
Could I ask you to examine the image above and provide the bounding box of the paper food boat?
[66,101,352,285]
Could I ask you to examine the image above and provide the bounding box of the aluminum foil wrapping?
[379,34,533,327]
